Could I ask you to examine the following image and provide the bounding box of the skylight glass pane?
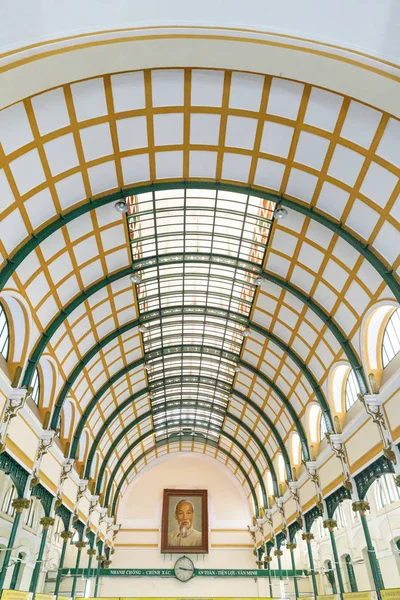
[126,188,275,443]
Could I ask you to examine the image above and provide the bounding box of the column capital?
[87,548,97,556]
[302,532,314,543]
[352,500,370,516]
[40,516,55,530]
[287,542,297,551]
[12,498,30,514]
[60,530,74,540]
[96,554,106,561]
[264,556,273,563]
[103,559,112,568]
[75,541,87,549]
[323,518,337,532]
[274,549,283,557]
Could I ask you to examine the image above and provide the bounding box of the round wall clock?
[173,556,195,582]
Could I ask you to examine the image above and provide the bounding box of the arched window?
[320,416,327,440]
[24,499,36,528]
[333,503,346,529]
[277,454,285,484]
[309,404,323,443]
[311,516,324,540]
[291,433,301,466]
[2,484,17,516]
[382,308,400,367]
[374,474,400,510]
[345,370,360,411]
[265,470,274,498]
[0,303,9,359]
[31,368,40,405]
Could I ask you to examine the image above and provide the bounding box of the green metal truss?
[109,432,261,516]
[95,406,279,499]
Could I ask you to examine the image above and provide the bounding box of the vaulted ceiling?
[0,68,399,514]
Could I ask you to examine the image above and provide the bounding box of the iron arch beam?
[108,431,263,516]
[51,307,328,421]
[69,348,309,461]
[96,406,279,498]
[22,261,368,399]
[50,306,328,439]
[103,421,270,505]
[85,375,305,480]
[2,181,397,313]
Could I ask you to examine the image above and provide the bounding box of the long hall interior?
[0,1,400,599]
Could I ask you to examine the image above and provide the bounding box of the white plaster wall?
[1,0,400,62]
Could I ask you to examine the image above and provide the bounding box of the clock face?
[174,556,194,582]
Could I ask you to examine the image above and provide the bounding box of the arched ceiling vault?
[0,68,399,513]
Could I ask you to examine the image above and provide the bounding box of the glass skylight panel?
[126,189,274,443]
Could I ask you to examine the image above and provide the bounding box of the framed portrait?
[161,489,208,554]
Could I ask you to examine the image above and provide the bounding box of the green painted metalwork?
[29,525,49,594]
[329,530,345,595]
[54,535,69,598]
[14,182,386,394]
[94,540,104,598]
[2,182,397,306]
[0,511,23,591]
[326,559,337,594]
[31,482,53,516]
[355,454,394,500]
[69,351,309,462]
[360,513,384,597]
[101,413,272,504]
[0,452,29,497]
[345,554,358,592]
[52,312,311,457]
[85,377,301,486]
[110,433,260,516]
[22,265,133,388]
[325,485,351,518]
[49,318,140,428]
[262,271,368,395]
[306,538,319,596]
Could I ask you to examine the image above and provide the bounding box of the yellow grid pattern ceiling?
[0,67,399,508]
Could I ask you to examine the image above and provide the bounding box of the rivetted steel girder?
[100,416,270,505]
[95,404,280,498]
[68,349,310,461]
[84,376,305,482]
[109,432,261,516]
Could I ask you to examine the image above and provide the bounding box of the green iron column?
[86,548,97,596]
[54,530,73,598]
[71,541,86,598]
[345,554,358,592]
[29,517,55,595]
[94,542,105,598]
[324,519,344,598]
[303,532,318,597]
[353,501,384,597]
[264,555,273,597]
[287,542,299,599]
[0,498,30,591]
[275,548,284,586]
